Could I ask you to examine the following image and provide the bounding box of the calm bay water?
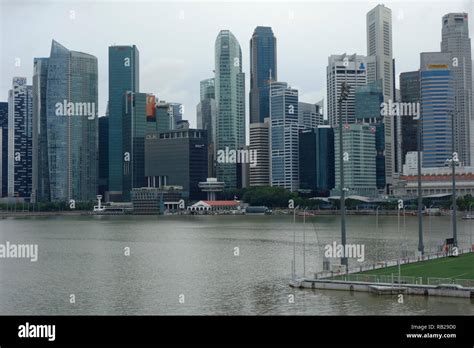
[0,214,473,315]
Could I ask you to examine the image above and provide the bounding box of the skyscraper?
[8,77,33,198]
[420,52,454,168]
[249,118,270,186]
[215,30,245,189]
[98,115,109,198]
[441,13,472,166]
[299,126,335,196]
[399,71,420,166]
[270,82,301,192]
[367,4,395,187]
[197,78,216,177]
[298,101,324,129]
[108,45,139,201]
[32,40,98,202]
[168,102,183,129]
[333,124,377,197]
[327,54,373,127]
[249,26,277,124]
[0,102,8,197]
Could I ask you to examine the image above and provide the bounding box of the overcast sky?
[1,0,473,128]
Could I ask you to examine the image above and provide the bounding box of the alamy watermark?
[55,100,97,120]
[0,241,38,262]
[324,241,365,262]
[380,100,420,120]
[216,147,258,168]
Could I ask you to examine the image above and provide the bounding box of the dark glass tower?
[399,71,420,166]
[108,45,139,201]
[0,102,8,197]
[250,26,277,124]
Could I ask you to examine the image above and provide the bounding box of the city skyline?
[1,1,471,132]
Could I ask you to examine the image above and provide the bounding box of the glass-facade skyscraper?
[215,30,245,189]
[108,45,139,201]
[420,52,454,168]
[0,102,7,197]
[399,71,420,166]
[250,26,277,124]
[441,13,472,166]
[32,40,98,202]
[270,82,301,192]
[8,77,33,198]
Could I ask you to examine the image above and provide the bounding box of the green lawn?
[356,252,474,284]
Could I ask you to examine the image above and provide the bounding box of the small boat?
[462,214,474,220]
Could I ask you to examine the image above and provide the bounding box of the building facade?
[270,82,301,192]
[298,101,324,129]
[144,129,208,200]
[441,13,472,166]
[8,77,33,198]
[420,52,454,168]
[399,71,420,167]
[108,45,139,201]
[249,118,270,186]
[0,102,8,197]
[32,40,98,202]
[367,4,395,187]
[333,123,378,197]
[299,126,335,196]
[215,30,245,189]
[249,26,277,124]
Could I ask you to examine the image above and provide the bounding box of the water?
[0,214,472,315]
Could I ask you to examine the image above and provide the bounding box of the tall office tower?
[0,102,8,197]
[32,40,98,202]
[122,92,158,201]
[145,129,208,200]
[108,45,139,201]
[155,100,173,132]
[299,126,335,196]
[298,101,323,129]
[168,103,183,129]
[420,52,454,168]
[215,30,245,189]
[399,71,420,166]
[249,26,277,124]
[200,78,215,101]
[32,58,50,202]
[354,80,385,190]
[270,82,301,192]
[333,124,378,197]
[98,115,109,198]
[327,53,373,127]
[367,4,395,187]
[197,78,216,177]
[441,13,472,166]
[249,117,270,186]
[7,77,33,198]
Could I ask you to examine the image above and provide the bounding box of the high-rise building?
[197,79,216,177]
[333,123,378,197]
[354,79,385,190]
[215,30,245,189]
[155,100,173,133]
[367,4,395,187]
[122,92,158,201]
[145,129,208,200]
[250,26,277,124]
[420,52,454,168]
[200,78,215,101]
[249,117,270,186]
[298,101,324,129]
[270,82,301,192]
[399,71,420,166]
[98,115,109,198]
[32,58,50,202]
[0,102,8,197]
[327,54,374,127]
[8,77,33,198]
[299,126,335,196]
[32,40,98,202]
[441,13,472,166]
[108,45,139,201]
[168,102,183,129]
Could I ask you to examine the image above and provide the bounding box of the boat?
[462,214,474,220]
